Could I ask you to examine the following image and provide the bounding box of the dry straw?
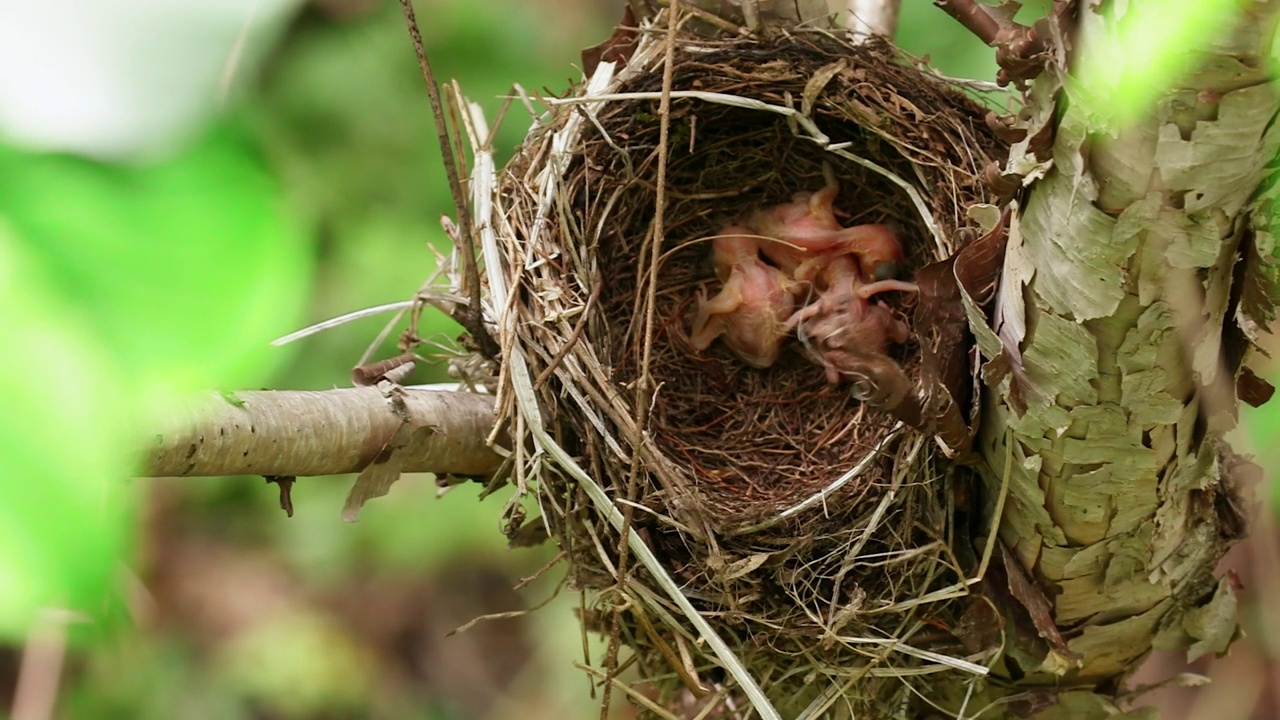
[461,15,1009,719]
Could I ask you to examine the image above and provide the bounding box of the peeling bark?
[962,0,1280,710]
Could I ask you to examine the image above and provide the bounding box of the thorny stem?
[600,4,682,716]
[397,0,499,359]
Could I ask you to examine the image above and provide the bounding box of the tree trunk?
[954,1,1280,714]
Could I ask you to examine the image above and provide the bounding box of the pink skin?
[690,227,802,369]
[749,168,906,282]
[785,254,916,384]
[691,170,915,373]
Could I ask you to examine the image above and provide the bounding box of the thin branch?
[397,0,498,359]
[934,0,1048,87]
[602,6,683,713]
[143,387,502,478]
[933,0,1000,45]
[12,610,76,720]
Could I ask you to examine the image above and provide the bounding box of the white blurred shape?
[0,0,305,161]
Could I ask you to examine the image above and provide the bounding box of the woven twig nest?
[480,22,1008,719]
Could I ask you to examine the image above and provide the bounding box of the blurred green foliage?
[0,125,310,640]
[249,0,588,388]
[0,222,134,642]
[896,1,999,81]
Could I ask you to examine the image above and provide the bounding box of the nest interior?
[597,98,933,526]
[560,35,1002,528]
[493,28,1006,716]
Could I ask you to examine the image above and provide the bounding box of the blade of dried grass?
[515,361,782,717]
[549,90,832,146]
[827,146,947,257]
[690,688,733,720]
[967,428,1013,586]
[826,636,988,675]
[271,300,417,347]
[727,423,906,536]
[827,433,923,619]
[631,600,712,696]
[574,662,684,720]
[359,307,409,367]
[845,437,1012,617]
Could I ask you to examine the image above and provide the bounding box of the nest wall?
[489,27,1007,718]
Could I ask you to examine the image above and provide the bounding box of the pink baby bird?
[785,253,916,384]
[689,227,802,369]
[750,165,906,283]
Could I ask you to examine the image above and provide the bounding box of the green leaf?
[0,226,132,638]
[0,125,312,411]
[0,125,311,638]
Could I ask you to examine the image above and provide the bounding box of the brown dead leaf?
[581,4,638,76]
[507,517,549,548]
[954,211,1008,308]
[1237,366,1276,407]
[824,351,922,425]
[1237,229,1278,330]
[956,210,1039,422]
[999,541,1076,661]
[912,211,1010,455]
[952,594,1005,655]
[914,257,971,447]
[351,353,416,387]
[342,422,437,522]
[342,381,439,522]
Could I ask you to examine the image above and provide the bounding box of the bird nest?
[474,23,1008,720]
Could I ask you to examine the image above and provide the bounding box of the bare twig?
[934,0,1000,45]
[12,610,78,720]
[143,387,502,478]
[934,0,1048,86]
[656,0,744,34]
[534,273,603,390]
[397,0,498,359]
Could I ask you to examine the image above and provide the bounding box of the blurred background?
[0,0,1274,718]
